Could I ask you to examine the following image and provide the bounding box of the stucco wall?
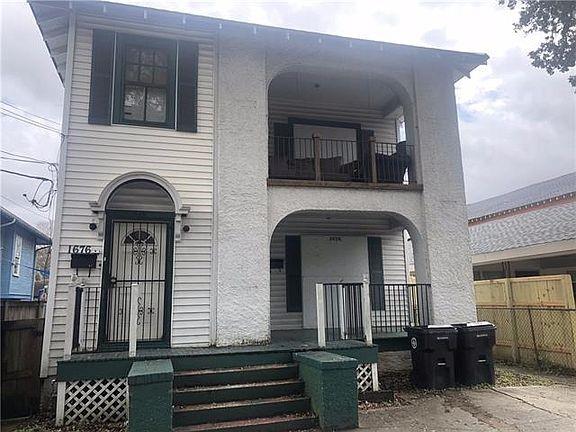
[215,35,270,345]
[413,61,477,323]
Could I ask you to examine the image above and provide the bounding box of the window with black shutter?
[88,31,198,132]
[114,34,176,128]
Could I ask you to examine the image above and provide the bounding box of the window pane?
[125,64,139,82]
[139,66,154,84]
[127,46,140,63]
[124,85,145,121]
[155,51,167,67]
[141,49,154,65]
[146,88,167,123]
[154,67,167,85]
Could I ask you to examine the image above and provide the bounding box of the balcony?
[268,135,417,189]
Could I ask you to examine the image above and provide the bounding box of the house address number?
[68,245,100,254]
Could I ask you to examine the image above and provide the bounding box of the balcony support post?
[313,133,321,181]
[369,136,378,183]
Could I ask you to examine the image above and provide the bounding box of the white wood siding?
[269,215,407,330]
[46,17,215,374]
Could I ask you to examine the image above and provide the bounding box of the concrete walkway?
[356,385,576,431]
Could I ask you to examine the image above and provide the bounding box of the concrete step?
[173,379,304,405]
[173,395,312,427]
[173,363,299,388]
[172,413,318,432]
[171,351,294,372]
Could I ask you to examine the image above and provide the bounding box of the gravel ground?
[359,361,574,411]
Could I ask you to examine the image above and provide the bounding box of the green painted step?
[172,413,318,432]
[173,363,298,388]
[173,396,312,427]
[173,379,305,405]
[171,351,294,372]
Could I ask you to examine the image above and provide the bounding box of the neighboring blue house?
[1,207,51,300]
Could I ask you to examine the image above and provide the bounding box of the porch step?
[173,379,304,405]
[173,395,312,427]
[172,413,318,432]
[171,351,294,372]
[173,363,299,388]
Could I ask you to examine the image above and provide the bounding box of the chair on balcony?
[375,141,411,183]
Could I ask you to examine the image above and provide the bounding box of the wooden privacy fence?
[1,300,46,418]
[475,275,576,370]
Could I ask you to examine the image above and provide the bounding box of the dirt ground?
[3,363,575,432]
[356,363,576,432]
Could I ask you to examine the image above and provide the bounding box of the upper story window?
[115,36,176,128]
[12,234,22,277]
[88,30,199,132]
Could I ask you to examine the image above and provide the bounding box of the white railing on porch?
[315,275,373,348]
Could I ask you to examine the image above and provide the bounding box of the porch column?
[413,62,476,324]
[215,36,270,344]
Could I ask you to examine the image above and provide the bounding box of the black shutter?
[367,236,385,310]
[88,29,115,125]
[285,235,302,313]
[177,41,199,132]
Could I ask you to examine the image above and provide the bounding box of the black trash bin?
[406,325,458,389]
[452,322,496,386]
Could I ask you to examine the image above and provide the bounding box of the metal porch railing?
[269,135,414,185]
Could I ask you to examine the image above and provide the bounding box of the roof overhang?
[1,207,52,245]
[472,239,576,266]
[29,0,488,85]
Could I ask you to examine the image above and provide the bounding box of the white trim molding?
[472,239,576,266]
[89,171,190,241]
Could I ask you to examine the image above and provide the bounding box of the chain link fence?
[477,306,576,371]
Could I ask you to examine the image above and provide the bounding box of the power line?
[0,168,54,182]
[0,100,61,128]
[1,150,58,165]
[1,108,62,135]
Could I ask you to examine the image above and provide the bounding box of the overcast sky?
[1,0,575,229]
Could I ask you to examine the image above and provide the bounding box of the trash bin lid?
[453,321,494,327]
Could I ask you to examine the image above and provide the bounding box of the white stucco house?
[30,1,487,429]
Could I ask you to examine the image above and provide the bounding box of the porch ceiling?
[273,210,405,237]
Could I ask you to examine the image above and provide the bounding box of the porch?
[56,340,377,429]
[267,68,419,189]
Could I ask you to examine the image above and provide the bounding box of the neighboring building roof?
[468,172,576,220]
[28,0,488,83]
[468,172,576,259]
[0,207,52,245]
[469,200,576,256]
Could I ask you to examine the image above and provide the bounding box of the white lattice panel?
[357,363,378,392]
[64,378,128,424]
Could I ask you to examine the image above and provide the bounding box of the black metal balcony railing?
[269,136,414,185]
[370,283,431,334]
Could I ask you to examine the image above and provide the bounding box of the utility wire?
[1,108,62,135]
[0,100,60,127]
[0,169,54,182]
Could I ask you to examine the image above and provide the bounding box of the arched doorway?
[269,210,430,344]
[98,179,175,348]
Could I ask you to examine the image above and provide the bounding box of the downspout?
[40,10,76,378]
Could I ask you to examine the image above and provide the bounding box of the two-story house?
[30,1,487,429]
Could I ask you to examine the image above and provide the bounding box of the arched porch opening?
[98,178,177,349]
[267,67,418,185]
[269,210,430,344]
